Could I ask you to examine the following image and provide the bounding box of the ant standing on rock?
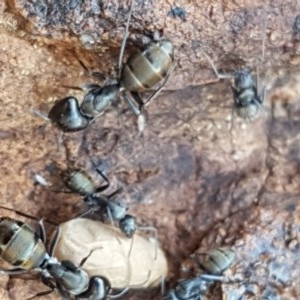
[31,0,174,137]
[164,247,237,300]
[200,11,268,130]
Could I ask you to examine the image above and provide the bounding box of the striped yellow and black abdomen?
[120,40,174,92]
[0,218,47,270]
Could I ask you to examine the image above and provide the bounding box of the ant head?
[119,214,137,238]
[48,97,79,121]
[48,96,90,132]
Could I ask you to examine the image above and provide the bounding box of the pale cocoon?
[53,218,168,289]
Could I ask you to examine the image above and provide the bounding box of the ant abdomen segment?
[0,207,115,300]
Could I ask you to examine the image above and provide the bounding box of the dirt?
[0,0,300,299]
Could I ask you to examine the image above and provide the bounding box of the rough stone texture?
[0,0,299,299]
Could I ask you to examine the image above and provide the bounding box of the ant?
[200,13,267,130]
[0,205,129,300]
[164,247,236,300]
[31,0,174,134]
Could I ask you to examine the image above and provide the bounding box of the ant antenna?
[261,7,267,64]
[138,226,158,260]
[30,108,50,122]
[117,270,152,298]
[49,226,61,256]
[0,205,57,226]
[199,47,232,80]
[118,0,134,78]
[110,287,130,299]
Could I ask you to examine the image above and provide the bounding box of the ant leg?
[160,275,166,296]
[198,274,225,282]
[0,205,37,220]
[230,86,239,132]
[56,131,63,153]
[143,64,175,108]
[81,83,102,91]
[30,108,50,122]
[260,8,267,64]
[256,66,260,91]
[255,99,268,116]
[131,92,144,110]
[138,226,158,260]
[261,85,267,105]
[85,138,110,193]
[110,271,152,298]
[0,205,57,227]
[95,177,110,193]
[117,0,134,77]
[127,235,134,258]
[26,289,55,300]
[255,67,268,116]
[49,226,61,257]
[123,92,142,116]
[0,267,28,275]
[200,48,232,80]
[106,207,116,226]
[75,207,97,218]
[107,187,124,200]
[94,179,110,194]
[60,83,101,92]
[36,219,47,244]
[78,249,95,268]
[110,287,130,299]
[105,206,123,245]
[123,63,174,114]
[131,270,151,287]
[122,92,147,132]
[26,274,57,300]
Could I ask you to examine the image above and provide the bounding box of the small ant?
[164,247,236,300]
[200,14,267,129]
[201,48,266,127]
[41,156,158,260]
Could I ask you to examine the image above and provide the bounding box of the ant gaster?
[164,247,236,300]
[36,0,174,133]
[60,163,157,259]
[0,208,128,300]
